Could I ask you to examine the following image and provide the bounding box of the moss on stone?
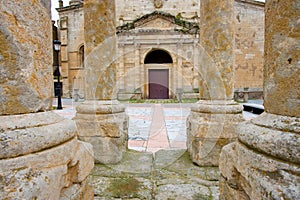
[107,177,141,198]
[192,193,212,200]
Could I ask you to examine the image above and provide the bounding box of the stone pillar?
[177,42,183,90]
[219,0,300,199]
[186,0,243,166]
[0,1,94,199]
[134,42,140,91]
[74,0,128,164]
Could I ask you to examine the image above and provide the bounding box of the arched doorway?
[144,49,173,99]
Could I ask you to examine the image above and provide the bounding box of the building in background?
[56,0,264,100]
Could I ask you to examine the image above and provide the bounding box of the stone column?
[0,1,94,199]
[219,0,300,199]
[74,0,128,164]
[186,0,243,166]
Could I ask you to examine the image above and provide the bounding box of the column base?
[220,113,300,199]
[187,100,243,166]
[74,100,128,164]
[0,111,94,199]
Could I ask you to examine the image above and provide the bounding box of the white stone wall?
[116,0,200,25]
[58,0,265,99]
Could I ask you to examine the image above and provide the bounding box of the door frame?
[145,64,172,99]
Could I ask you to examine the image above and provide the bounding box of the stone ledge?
[191,100,243,114]
[0,111,64,130]
[76,117,127,138]
[220,142,300,200]
[0,112,77,159]
[238,113,300,164]
[0,138,78,169]
[76,100,125,114]
[251,112,300,133]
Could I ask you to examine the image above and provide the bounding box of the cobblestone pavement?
[52,99,260,153]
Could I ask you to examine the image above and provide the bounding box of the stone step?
[92,149,220,199]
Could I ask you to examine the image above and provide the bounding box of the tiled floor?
[126,104,190,153]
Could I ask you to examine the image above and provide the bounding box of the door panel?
[148,69,169,99]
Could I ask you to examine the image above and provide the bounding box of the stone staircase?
[92,149,219,200]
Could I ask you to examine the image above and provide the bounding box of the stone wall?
[117,31,199,98]
[234,1,264,90]
[57,0,265,99]
[116,0,200,25]
[57,3,85,97]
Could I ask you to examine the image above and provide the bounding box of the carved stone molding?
[153,0,163,8]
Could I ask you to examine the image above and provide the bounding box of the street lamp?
[54,40,62,110]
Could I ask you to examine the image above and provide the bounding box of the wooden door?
[148,69,169,99]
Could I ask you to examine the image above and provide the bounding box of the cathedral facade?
[56,0,264,100]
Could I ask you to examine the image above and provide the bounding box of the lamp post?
[54,40,62,110]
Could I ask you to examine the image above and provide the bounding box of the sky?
[51,0,70,21]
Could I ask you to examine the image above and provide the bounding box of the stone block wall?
[57,0,265,99]
[57,3,85,97]
[116,0,200,25]
[234,1,264,90]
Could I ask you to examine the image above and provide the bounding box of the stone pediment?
[117,11,199,34]
[137,17,181,30]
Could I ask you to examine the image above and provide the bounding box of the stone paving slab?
[53,99,259,152]
[92,149,219,199]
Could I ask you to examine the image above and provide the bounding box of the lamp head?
[53,40,61,51]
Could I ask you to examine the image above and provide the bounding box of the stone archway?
[144,49,173,99]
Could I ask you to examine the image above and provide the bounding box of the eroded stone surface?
[0,0,53,115]
[219,1,300,199]
[187,101,243,166]
[92,150,220,199]
[84,0,117,100]
[263,0,300,117]
[220,142,300,200]
[187,0,242,167]
[75,101,128,164]
[80,135,127,164]
[0,112,76,159]
[238,113,300,164]
[199,0,235,100]
[0,137,94,199]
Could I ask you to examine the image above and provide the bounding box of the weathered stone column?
[219,0,300,199]
[74,0,128,164]
[0,1,94,199]
[186,0,243,166]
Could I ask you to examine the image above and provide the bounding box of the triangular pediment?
[136,17,181,30]
[117,11,199,34]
